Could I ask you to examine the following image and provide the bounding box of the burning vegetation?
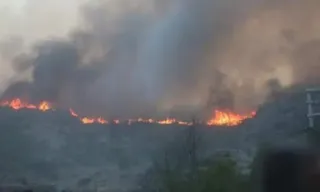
[0,98,256,126]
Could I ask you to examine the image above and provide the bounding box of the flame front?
[1,98,51,111]
[207,110,256,126]
[0,98,256,126]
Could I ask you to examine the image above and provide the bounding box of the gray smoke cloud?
[1,0,320,119]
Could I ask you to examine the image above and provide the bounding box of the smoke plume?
[1,0,320,119]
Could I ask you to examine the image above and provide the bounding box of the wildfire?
[0,98,256,126]
[0,98,51,111]
[207,110,256,126]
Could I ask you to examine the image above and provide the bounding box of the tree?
[197,157,249,192]
[135,121,249,192]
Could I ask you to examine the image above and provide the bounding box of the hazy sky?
[0,0,88,91]
[0,0,87,44]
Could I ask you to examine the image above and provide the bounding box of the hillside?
[0,87,311,191]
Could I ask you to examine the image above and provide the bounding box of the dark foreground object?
[262,149,320,192]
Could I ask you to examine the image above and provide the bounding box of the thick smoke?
[1,0,320,119]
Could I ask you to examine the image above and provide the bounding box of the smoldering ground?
[1,0,320,119]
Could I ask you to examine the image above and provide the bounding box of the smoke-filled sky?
[0,0,320,119]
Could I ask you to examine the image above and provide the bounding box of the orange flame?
[69,108,108,124]
[0,98,256,126]
[1,98,51,111]
[207,110,256,126]
[158,118,176,125]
